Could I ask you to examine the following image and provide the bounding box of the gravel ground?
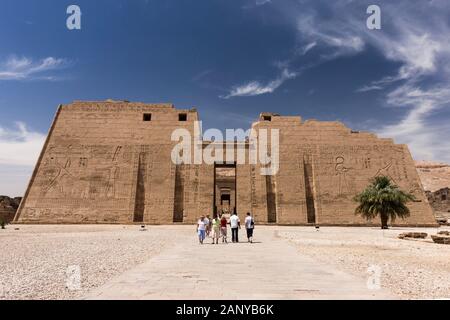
[0,225,191,300]
[2,224,449,300]
[277,226,450,299]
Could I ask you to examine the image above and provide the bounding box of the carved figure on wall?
[104,145,123,198]
[105,166,120,198]
[335,156,351,197]
[41,157,74,196]
[79,157,88,167]
[364,157,371,169]
[374,160,396,183]
[112,146,122,162]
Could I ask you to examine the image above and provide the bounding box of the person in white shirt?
[229,212,240,243]
[197,216,206,244]
[203,215,210,237]
[244,212,254,243]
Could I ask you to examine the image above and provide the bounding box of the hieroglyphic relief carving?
[112,146,122,162]
[38,144,126,200]
[364,157,371,169]
[79,157,88,167]
[334,156,351,197]
[105,145,123,199]
[250,166,257,208]
[193,165,199,205]
[105,167,119,198]
[16,101,435,225]
[41,157,74,196]
[373,160,396,183]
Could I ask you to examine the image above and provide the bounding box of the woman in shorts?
[211,215,221,244]
[220,215,228,243]
[197,216,206,244]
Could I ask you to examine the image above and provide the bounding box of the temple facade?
[14,100,436,226]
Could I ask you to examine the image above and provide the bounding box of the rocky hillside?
[416,161,450,222]
[415,161,450,192]
[0,196,22,223]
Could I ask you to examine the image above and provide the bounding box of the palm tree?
[354,176,415,229]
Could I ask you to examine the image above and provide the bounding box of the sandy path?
[2,225,448,300]
[86,226,392,299]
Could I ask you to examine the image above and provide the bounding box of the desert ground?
[0,224,449,300]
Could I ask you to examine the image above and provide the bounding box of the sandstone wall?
[15,101,436,226]
[251,114,435,226]
[15,101,197,224]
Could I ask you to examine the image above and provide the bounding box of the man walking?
[245,212,254,243]
[229,212,240,243]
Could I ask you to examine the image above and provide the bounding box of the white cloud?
[0,122,45,196]
[230,1,450,162]
[229,2,367,98]
[220,68,297,98]
[192,69,213,82]
[0,122,45,166]
[377,85,450,161]
[298,41,317,55]
[255,0,271,5]
[0,165,34,197]
[0,56,69,80]
[242,0,271,10]
[270,0,450,163]
[359,32,445,91]
[362,4,450,163]
[294,5,365,56]
[355,85,383,93]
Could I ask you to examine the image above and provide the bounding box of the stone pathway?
[85,226,393,299]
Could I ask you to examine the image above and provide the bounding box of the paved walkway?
[85,227,393,299]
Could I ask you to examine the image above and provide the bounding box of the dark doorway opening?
[221,194,231,203]
[214,163,236,217]
[304,156,316,224]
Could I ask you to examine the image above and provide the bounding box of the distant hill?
[415,161,450,192]
[416,161,450,223]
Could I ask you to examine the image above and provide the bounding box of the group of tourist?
[196,212,254,244]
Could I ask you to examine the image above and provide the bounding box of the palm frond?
[354,176,414,223]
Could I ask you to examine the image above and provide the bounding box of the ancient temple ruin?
[14,100,436,226]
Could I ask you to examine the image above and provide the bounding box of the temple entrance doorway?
[214,163,236,219]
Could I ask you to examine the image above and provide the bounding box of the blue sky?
[1,0,450,195]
